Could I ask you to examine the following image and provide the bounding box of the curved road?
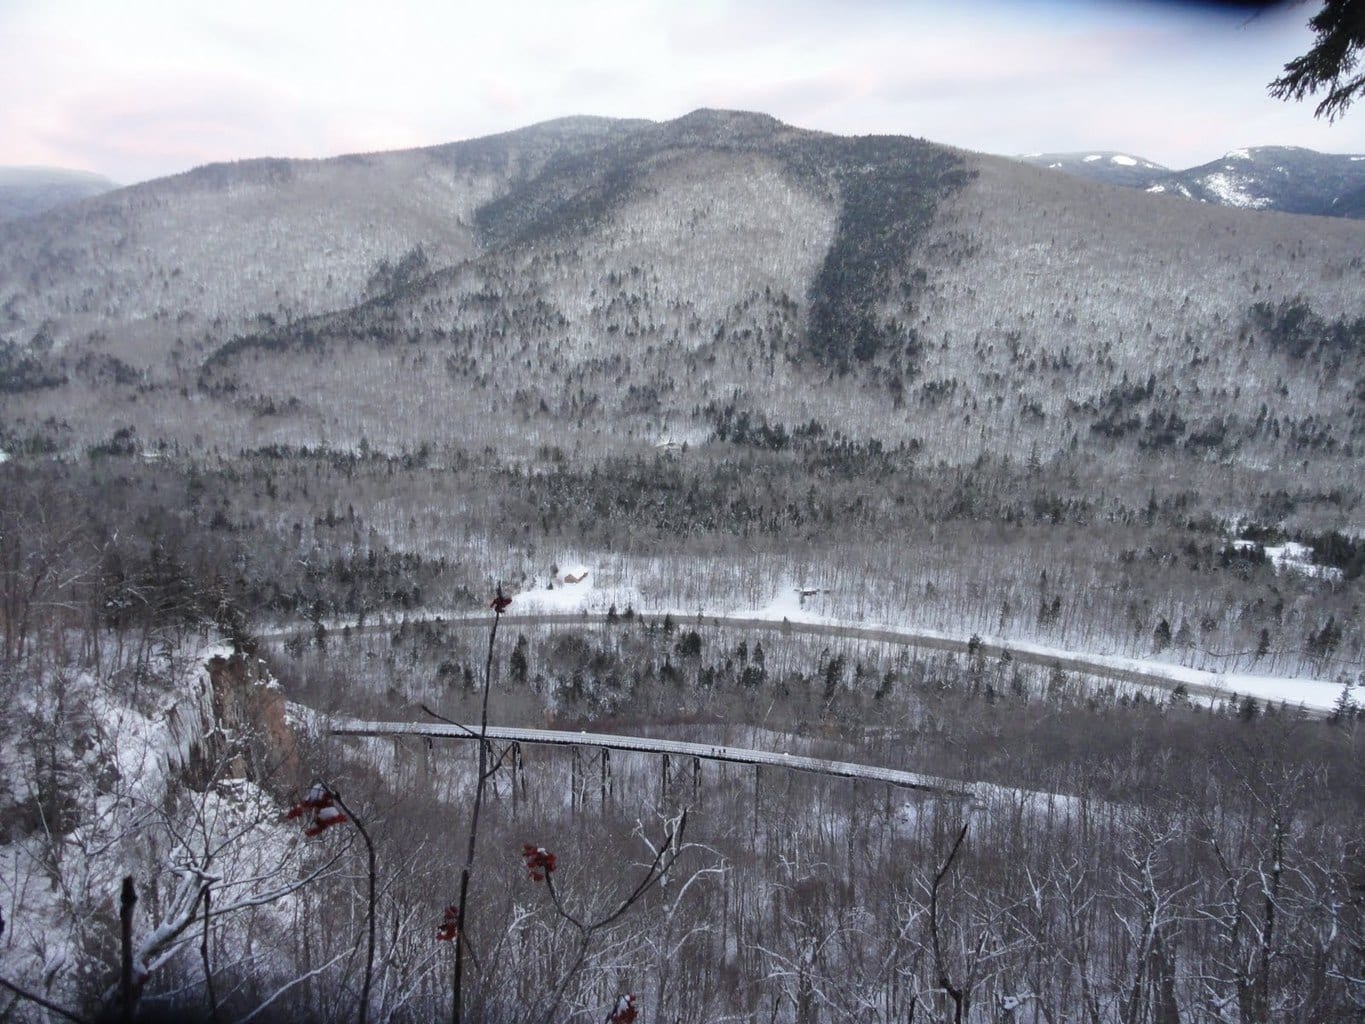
[265,610,1310,714]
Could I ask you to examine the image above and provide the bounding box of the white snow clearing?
[1110,155,1137,166]
[1202,172,1271,209]
[1232,539,1344,581]
[498,562,635,614]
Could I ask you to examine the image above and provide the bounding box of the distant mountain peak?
[1015,151,1168,190]
[0,166,116,186]
[674,108,785,129]
[1018,144,1365,220]
[0,165,118,222]
[659,108,796,147]
[1020,150,1166,169]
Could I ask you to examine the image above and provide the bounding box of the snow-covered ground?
[1231,538,1345,581]
[503,562,642,615]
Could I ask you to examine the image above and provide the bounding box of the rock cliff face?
[0,642,312,1014]
[193,652,300,791]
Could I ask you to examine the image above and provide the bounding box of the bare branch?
[0,974,93,1024]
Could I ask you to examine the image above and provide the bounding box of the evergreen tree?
[510,634,529,685]
[1153,617,1172,653]
[1270,0,1365,120]
[1330,682,1357,724]
[822,653,846,708]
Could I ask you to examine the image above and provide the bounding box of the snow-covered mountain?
[1156,147,1365,217]
[1016,151,1168,189]
[0,165,118,222]
[1018,146,1365,219]
[1,111,1363,473]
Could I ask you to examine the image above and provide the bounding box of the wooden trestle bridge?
[329,718,982,802]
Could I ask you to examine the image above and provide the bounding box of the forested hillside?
[1,109,1361,476]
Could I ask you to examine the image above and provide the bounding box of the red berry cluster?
[284,784,348,837]
[522,844,557,882]
[606,993,638,1023]
[436,904,459,942]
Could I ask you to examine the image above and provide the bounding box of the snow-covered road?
[265,607,1348,717]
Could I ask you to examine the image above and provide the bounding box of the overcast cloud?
[1,0,1361,184]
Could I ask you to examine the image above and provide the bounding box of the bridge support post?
[660,753,670,801]
[599,748,611,808]
[847,778,860,903]
[753,766,761,842]
[485,740,498,801]
[570,746,580,815]
[692,756,701,802]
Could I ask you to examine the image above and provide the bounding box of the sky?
[1,0,1362,185]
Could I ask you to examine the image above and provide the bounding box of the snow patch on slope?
[1232,540,1346,581]
[1202,172,1271,209]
